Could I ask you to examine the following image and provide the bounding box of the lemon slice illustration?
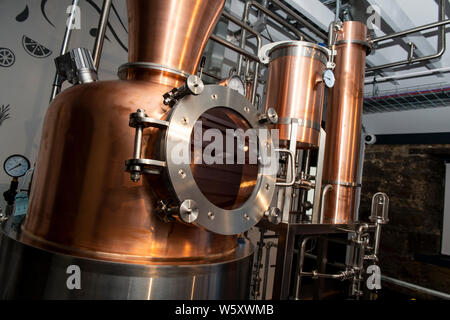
[22,35,52,58]
[0,48,15,67]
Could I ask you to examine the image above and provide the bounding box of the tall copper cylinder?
[321,21,368,224]
[264,41,328,148]
[20,0,234,265]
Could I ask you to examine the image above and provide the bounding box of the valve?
[163,75,204,107]
[264,207,281,225]
[155,200,178,223]
[258,107,278,124]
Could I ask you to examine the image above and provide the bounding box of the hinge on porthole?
[125,109,169,182]
[163,75,205,107]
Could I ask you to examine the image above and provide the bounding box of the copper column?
[321,21,368,224]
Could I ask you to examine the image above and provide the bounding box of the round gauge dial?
[227,75,246,96]
[3,154,30,178]
[323,69,336,88]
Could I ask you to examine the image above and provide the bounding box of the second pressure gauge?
[3,154,31,178]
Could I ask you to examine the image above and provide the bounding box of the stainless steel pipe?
[92,0,112,70]
[269,0,328,40]
[221,10,261,104]
[367,0,447,72]
[381,275,450,300]
[261,241,276,300]
[247,1,309,41]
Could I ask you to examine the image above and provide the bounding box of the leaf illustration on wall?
[41,0,55,27]
[0,105,11,126]
[16,5,30,22]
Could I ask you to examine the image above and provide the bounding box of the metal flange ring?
[164,85,277,235]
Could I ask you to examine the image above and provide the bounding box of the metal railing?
[366,0,448,72]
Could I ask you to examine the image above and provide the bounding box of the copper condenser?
[0,0,275,299]
[263,41,328,148]
[321,21,369,224]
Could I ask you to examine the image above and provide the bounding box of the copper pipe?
[23,0,237,265]
[128,0,225,75]
[321,21,368,224]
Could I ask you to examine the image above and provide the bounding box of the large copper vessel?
[264,41,328,148]
[20,0,236,265]
[321,21,368,224]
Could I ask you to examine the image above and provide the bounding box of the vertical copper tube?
[321,21,368,224]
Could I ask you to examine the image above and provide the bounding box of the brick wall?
[360,144,450,297]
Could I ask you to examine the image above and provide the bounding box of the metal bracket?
[125,109,168,182]
[55,47,98,85]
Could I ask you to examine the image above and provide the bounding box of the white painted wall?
[0,0,128,209]
[363,106,450,135]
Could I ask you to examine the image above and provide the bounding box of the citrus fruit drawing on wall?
[0,48,15,68]
[22,36,52,58]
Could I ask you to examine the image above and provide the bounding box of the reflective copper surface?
[22,0,235,265]
[322,21,368,224]
[264,42,327,148]
[128,0,225,75]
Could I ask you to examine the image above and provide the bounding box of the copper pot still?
[20,0,247,265]
[321,21,368,224]
[263,41,328,149]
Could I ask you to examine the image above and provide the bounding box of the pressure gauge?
[323,69,335,88]
[3,154,30,178]
[220,75,246,96]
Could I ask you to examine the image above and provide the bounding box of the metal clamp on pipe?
[125,109,168,182]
